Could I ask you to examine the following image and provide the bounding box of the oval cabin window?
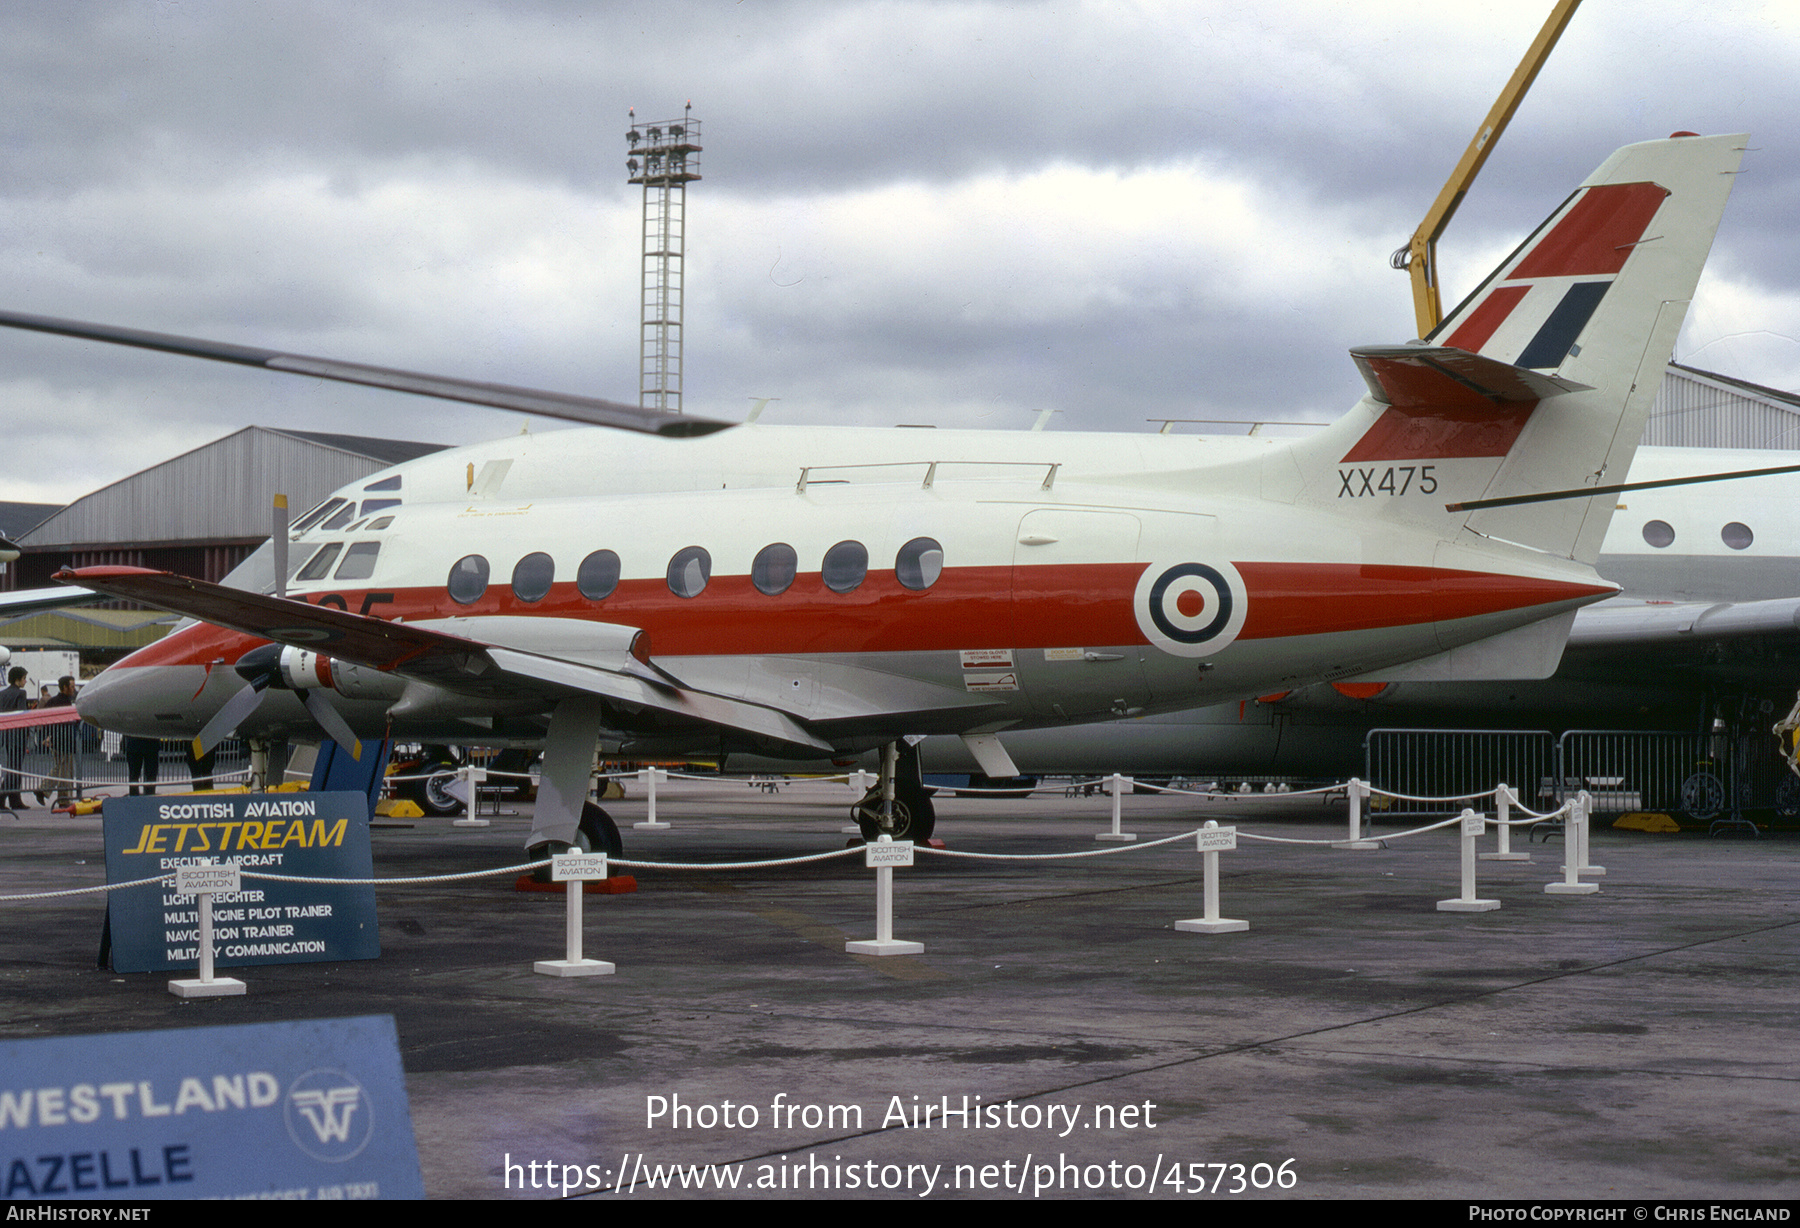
[448,554,490,604]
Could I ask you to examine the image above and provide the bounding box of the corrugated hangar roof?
[20,426,445,549]
[1644,363,1800,450]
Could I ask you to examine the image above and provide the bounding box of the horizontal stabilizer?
[1349,345,1592,408]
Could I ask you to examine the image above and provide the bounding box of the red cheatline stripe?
[105,561,1608,672]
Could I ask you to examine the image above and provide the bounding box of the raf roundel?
[1134,561,1247,658]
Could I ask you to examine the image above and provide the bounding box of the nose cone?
[76,662,208,738]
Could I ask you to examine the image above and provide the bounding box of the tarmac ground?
[1,776,1795,1201]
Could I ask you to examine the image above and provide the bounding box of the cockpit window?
[365,475,402,492]
[895,537,944,590]
[360,498,401,517]
[333,542,381,581]
[365,516,395,531]
[296,542,343,582]
[512,552,555,602]
[321,502,358,532]
[448,554,490,605]
[293,498,346,534]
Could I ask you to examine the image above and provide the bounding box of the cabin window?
[895,537,944,590]
[1721,522,1753,550]
[1642,520,1675,548]
[512,552,555,602]
[360,497,401,517]
[293,498,346,533]
[296,542,343,582]
[333,542,382,581]
[667,546,711,598]
[448,554,490,604]
[822,540,868,593]
[578,550,621,600]
[752,543,798,595]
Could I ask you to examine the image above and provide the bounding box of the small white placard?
[1462,812,1487,837]
[174,862,241,894]
[963,671,1019,693]
[865,841,915,868]
[960,648,1014,668]
[551,852,609,881]
[1195,826,1237,852]
[1043,647,1084,661]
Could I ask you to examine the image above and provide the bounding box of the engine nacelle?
[277,647,407,702]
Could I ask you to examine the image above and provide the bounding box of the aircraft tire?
[852,785,935,843]
[578,801,624,857]
[419,767,463,816]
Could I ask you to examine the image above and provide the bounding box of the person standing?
[0,667,28,809]
[123,734,161,796]
[43,676,78,807]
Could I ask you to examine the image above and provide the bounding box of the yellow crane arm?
[1394,0,1583,339]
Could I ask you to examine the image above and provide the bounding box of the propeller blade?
[302,689,362,761]
[192,676,271,758]
[272,494,289,600]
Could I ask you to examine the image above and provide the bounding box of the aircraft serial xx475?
[0,132,1747,858]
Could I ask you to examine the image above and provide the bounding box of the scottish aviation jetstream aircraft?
[0,132,1747,856]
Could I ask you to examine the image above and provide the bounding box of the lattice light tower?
[626,105,701,413]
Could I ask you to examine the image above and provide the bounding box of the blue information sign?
[103,792,379,974]
[0,1015,424,1200]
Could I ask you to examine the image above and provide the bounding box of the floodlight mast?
[627,105,702,413]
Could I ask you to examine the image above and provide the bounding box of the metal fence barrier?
[1367,726,1800,831]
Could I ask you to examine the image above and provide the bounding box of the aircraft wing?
[1565,596,1800,647]
[56,566,834,754]
[0,585,104,617]
[0,706,82,732]
[0,309,734,439]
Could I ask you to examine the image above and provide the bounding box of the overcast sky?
[1,0,1795,505]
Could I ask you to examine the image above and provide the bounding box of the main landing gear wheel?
[852,784,936,843]
[527,802,623,882]
[578,801,623,857]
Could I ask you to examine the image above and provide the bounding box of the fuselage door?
[1012,509,1150,720]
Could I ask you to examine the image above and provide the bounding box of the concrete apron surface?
[1,778,1794,1200]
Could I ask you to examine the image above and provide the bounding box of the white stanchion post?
[169,861,247,998]
[1577,788,1605,876]
[634,767,670,830]
[534,852,616,976]
[846,837,924,956]
[1340,778,1379,849]
[1481,782,1531,862]
[453,764,490,827]
[1545,798,1600,895]
[1438,808,1500,912]
[1095,773,1137,842]
[1175,821,1247,933]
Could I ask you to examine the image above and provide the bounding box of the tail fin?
[1283,132,1746,564]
